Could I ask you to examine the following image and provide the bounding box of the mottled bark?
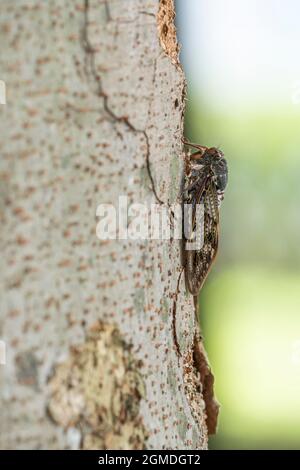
[0,0,217,449]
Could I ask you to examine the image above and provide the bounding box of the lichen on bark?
[47,321,147,449]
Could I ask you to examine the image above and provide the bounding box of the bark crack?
[81,0,163,205]
[139,11,156,18]
[172,267,184,356]
[104,0,112,22]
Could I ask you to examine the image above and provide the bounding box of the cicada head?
[205,147,228,192]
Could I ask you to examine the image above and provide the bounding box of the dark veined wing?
[183,169,211,240]
[185,179,220,295]
[191,171,211,231]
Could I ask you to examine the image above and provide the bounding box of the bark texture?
[0,0,217,449]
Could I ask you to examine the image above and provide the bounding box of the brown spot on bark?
[15,351,39,390]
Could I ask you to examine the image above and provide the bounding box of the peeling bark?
[47,321,147,449]
[0,0,217,449]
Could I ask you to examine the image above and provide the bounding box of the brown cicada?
[182,139,228,296]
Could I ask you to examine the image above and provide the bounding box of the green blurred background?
[176,0,300,449]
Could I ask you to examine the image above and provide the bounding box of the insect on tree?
[182,138,228,300]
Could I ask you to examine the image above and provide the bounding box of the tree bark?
[0,0,217,449]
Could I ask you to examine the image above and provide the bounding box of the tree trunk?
[0,0,218,449]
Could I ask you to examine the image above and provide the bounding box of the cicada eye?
[215,159,228,191]
[217,172,228,191]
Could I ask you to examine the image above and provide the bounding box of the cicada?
[182,139,228,296]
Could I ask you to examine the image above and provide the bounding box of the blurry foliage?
[200,268,300,449]
[185,95,300,449]
[185,97,300,269]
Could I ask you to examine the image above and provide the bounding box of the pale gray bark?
[0,0,217,449]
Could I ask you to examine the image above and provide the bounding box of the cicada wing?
[190,172,211,233]
[196,183,220,286]
[185,183,220,295]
